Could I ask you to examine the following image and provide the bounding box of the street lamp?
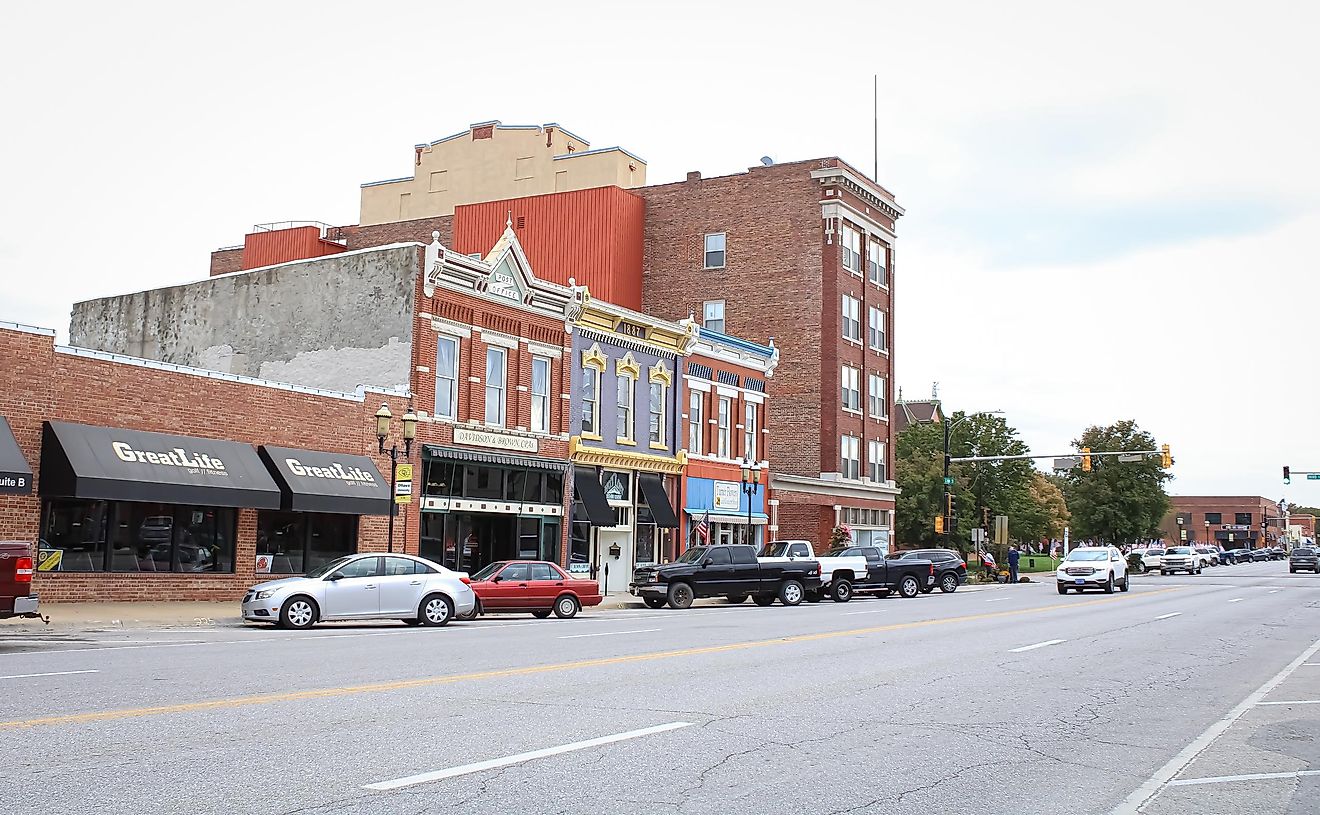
[375,403,417,554]
[1176,514,1184,543]
[943,409,1004,552]
[740,456,762,549]
[1204,519,1210,549]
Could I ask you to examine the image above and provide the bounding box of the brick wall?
[340,215,454,252]
[0,323,414,603]
[209,247,244,277]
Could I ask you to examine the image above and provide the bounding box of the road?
[3,560,1319,814]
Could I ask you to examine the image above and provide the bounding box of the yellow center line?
[0,587,1182,730]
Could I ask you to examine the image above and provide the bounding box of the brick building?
[1162,496,1284,549]
[0,320,411,603]
[639,159,902,551]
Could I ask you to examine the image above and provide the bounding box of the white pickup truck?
[759,540,868,602]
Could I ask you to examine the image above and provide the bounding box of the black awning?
[259,446,390,516]
[424,444,569,472]
[39,421,281,509]
[639,473,679,528]
[0,417,33,495]
[573,468,616,526]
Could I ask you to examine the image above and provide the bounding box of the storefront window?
[570,509,591,575]
[637,507,657,565]
[519,517,540,559]
[465,464,503,499]
[257,511,356,574]
[41,499,109,572]
[540,521,561,563]
[423,459,459,496]
[308,514,356,572]
[107,503,236,573]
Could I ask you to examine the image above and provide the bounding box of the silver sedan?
[242,553,476,629]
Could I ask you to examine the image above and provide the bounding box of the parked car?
[242,553,475,629]
[463,560,602,619]
[0,541,39,620]
[1223,548,1249,565]
[760,539,866,602]
[1270,547,1289,561]
[1194,547,1220,567]
[1160,546,1202,575]
[1289,547,1318,574]
[1138,548,1165,572]
[630,544,822,609]
[1057,546,1129,594]
[887,548,967,593]
[1247,548,1272,562]
[829,546,939,597]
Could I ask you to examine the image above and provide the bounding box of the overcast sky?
[2,1,1316,501]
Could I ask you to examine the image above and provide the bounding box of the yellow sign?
[37,549,62,571]
[395,464,414,481]
[394,463,413,504]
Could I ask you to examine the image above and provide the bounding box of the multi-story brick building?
[1162,496,1284,549]
[639,159,902,551]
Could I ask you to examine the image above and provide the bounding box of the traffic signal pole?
[942,419,952,548]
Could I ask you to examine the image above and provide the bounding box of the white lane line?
[1155,613,1183,620]
[1170,770,1320,787]
[1228,598,1244,603]
[1008,639,1065,653]
[1109,635,1320,814]
[843,610,886,616]
[364,722,692,790]
[1256,700,1320,706]
[985,598,1009,603]
[1269,589,1281,594]
[557,629,661,640]
[0,669,99,680]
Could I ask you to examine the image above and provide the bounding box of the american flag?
[695,511,711,545]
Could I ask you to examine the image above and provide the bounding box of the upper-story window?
[868,307,886,352]
[649,381,665,446]
[1235,512,1253,526]
[581,346,606,438]
[868,440,887,483]
[616,373,635,443]
[841,365,861,411]
[841,224,862,272]
[435,335,459,420]
[484,348,506,427]
[744,401,758,461]
[531,356,551,434]
[703,300,725,332]
[868,240,888,285]
[1205,512,1223,525]
[704,233,726,269]
[840,435,860,479]
[688,390,704,454]
[842,295,861,342]
[717,396,732,458]
[868,374,887,419]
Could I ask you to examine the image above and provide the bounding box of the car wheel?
[419,594,453,627]
[279,596,317,630]
[940,573,959,593]
[1057,583,1067,595]
[644,596,668,609]
[532,610,552,619]
[724,594,748,604]
[752,595,775,606]
[898,575,920,598]
[554,595,580,619]
[667,582,694,610]
[1121,574,1130,592]
[831,579,853,602]
[1104,574,1115,594]
[779,580,805,606]
[1161,570,1169,576]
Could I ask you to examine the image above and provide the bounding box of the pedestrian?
[1007,545,1021,584]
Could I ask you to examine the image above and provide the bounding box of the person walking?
[1007,545,1021,584]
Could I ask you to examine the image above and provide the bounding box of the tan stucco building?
[359,121,646,225]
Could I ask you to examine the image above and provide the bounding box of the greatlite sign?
[259,446,390,516]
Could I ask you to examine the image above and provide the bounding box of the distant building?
[1163,496,1285,548]
[894,395,943,434]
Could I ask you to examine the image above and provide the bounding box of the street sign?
[1053,457,1081,470]
[394,463,414,505]
[943,476,954,485]
[994,515,1009,547]
[1308,474,1320,481]
[1118,454,1144,462]
[1179,529,1187,540]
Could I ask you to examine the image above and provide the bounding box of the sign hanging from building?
[712,480,740,510]
[453,427,539,453]
[395,463,414,504]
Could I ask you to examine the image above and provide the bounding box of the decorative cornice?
[616,351,641,379]
[570,436,686,474]
[649,360,672,386]
[810,166,905,220]
[771,471,901,499]
[582,344,607,371]
[573,290,697,357]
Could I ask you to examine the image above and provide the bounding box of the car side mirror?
[702,559,713,568]
[492,574,502,582]
[327,572,344,581]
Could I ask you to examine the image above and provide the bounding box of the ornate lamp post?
[740,456,763,549]
[375,403,417,554]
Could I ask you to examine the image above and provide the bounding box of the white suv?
[1057,546,1129,594]
[1160,546,1202,575]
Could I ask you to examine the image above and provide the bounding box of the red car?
[463,560,602,619]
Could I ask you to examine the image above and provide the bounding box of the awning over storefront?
[573,468,616,526]
[0,417,33,495]
[639,474,679,528]
[259,446,390,515]
[685,508,770,525]
[425,444,569,472]
[39,421,281,509]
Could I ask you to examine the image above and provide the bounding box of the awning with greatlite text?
[259,446,391,515]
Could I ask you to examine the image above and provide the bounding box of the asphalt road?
[4,560,1320,814]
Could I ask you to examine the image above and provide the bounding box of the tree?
[1062,420,1171,545]
[1016,471,1071,544]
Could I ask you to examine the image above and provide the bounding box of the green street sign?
[943,477,954,485]
[1308,474,1320,481]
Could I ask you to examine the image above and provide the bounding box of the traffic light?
[1160,444,1172,468]
[1284,466,1291,485]
[935,515,945,534]
[1082,447,1092,472]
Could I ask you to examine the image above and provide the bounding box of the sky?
[2,0,1317,501]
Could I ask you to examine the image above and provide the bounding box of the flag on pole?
[695,511,711,545]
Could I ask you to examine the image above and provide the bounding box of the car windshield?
[1167,547,1191,555]
[470,562,506,581]
[1065,550,1108,561]
[761,543,794,557]
[1146,550,1164,556]
[676,547,710,564]
[305,556,354,579]
[1294,549,1315,556]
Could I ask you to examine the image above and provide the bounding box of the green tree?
[1063,420,1171,545]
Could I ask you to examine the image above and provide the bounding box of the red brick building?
[1162,496,1284,549]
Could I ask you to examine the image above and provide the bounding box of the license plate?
[927,576,934,584]
[1074,579,1085,585]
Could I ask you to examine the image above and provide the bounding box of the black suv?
[888,548,966,593]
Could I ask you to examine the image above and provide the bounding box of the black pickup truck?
[629,544,822,609]
[824,545,938,599]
